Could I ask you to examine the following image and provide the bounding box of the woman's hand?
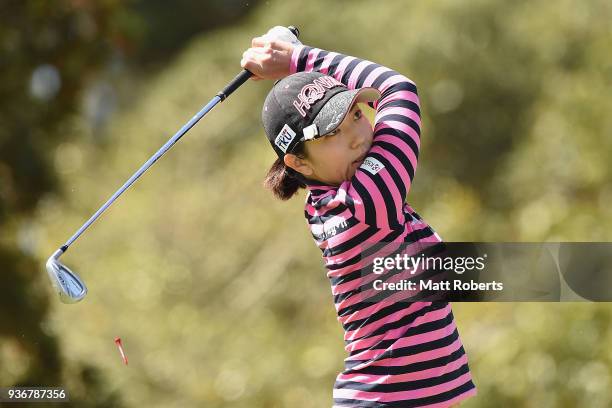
[240,37,295,81]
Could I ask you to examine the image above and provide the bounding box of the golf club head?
[46,250,87,304]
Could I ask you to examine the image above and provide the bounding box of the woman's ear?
[284,153,314,176]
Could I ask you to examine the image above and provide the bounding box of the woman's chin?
[348,161,361,178]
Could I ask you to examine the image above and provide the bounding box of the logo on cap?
[274,124,297,153]
[293,76,344,117]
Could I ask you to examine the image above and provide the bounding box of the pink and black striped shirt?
[290,46,477,407]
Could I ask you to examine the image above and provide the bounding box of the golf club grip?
[218,69,252,100]
[217,25,300,101]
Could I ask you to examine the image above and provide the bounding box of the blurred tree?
[0,0,259,403]
[0,0,120,219]
[0,0,260,220]
[128,0,262,65]
[1,1,130,403]
[414,1,543,190]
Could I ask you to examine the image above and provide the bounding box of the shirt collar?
[304,177,337,203]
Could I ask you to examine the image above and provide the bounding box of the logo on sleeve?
[274,124,297,153]
[360,157,384,175]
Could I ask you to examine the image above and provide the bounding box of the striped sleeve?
[291,46,421,230]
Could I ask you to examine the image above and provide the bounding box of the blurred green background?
[1,0,611,407]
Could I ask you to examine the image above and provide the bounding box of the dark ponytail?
[263,143,307,201]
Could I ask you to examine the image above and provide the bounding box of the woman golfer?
[241,32,477,408]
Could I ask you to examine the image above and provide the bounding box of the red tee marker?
[114,337,128,365]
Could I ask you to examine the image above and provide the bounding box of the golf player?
[241,35,477,407]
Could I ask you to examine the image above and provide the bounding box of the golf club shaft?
[61,76,247,252]
[57,25,300,255]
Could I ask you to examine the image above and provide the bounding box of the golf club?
[46,26,300,303]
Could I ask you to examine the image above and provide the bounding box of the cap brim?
[313,87,381,137]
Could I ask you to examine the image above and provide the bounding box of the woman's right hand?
[240,37,296,81]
